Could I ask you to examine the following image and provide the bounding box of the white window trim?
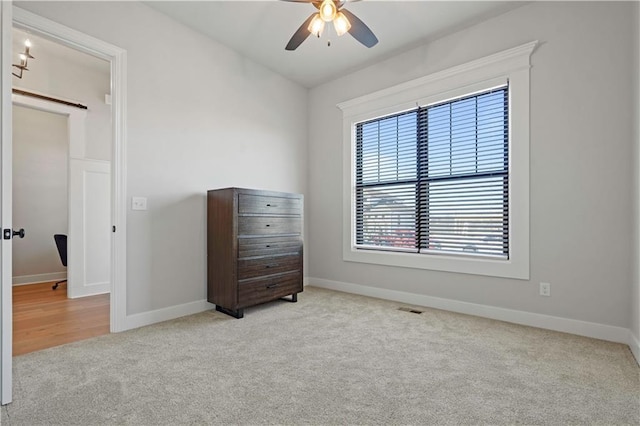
[338,41,537,280]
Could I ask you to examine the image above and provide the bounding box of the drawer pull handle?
[266,283,277,289]
[266,224,271,227]
[265,245,271,248]
[266,264,279,269]
[266,204,278,207]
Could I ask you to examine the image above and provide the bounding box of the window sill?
[344,246,529,280]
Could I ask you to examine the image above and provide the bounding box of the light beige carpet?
[2,286,639,425]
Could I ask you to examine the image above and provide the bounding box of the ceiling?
[146,1,523,88]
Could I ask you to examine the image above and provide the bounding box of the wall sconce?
[13,39,34,79]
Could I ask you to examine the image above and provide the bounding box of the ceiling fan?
[283,0,378,51]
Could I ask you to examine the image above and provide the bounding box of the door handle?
[3,228,25,239]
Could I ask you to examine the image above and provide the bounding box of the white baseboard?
[308,277,631,345]
[122,299,215,331]
[13,272,66,286]
[629,330,640,366]
[120,278,310,332]
[68,282,110,299]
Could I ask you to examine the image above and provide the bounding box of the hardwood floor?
[13,281,110,356]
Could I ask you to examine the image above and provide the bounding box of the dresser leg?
[281,293,297,303]
[215,305,244,319]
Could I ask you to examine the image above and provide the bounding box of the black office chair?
[53,234,67,290]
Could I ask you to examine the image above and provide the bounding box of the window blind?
[355,86,509,258]
[355,111,419,251]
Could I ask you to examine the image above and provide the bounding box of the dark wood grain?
[238,236,302,258]
[207,188,237,308]
[238,271,302,308]
[207,188,303,318]
[238,254,301,280]
[238,216,301,236]
[238,194,301,216]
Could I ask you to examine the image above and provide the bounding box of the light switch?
[132,196,147,211]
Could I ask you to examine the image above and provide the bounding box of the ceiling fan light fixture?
[308,14,325,37]
[284,0,378,51]
[319,0,337,22]
[333,11,351,36]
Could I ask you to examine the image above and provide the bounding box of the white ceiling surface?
[146,1,522,88]
[12,28,110,75]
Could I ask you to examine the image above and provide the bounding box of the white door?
[1,1,13,405]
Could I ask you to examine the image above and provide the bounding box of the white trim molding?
[338,41,537,280]
[123,300,215,331]
[337,41,538,115]
[630,331,640,366]
[308,278,632,345]
[13,272,66,286]
[12,7,129,333]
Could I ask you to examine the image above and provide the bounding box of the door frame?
[1,6,128,404]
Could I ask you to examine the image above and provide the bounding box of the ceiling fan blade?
[340,8,378,48]
[285,13,316,51]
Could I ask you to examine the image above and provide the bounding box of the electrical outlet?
[539,282,551,297]
[131,196,147,211]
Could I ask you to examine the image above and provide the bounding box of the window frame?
[338,42,537,280]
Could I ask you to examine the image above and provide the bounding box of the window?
[355,87,509,258]
[339,41,535,279]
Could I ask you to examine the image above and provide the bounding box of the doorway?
[11,35,112,352]
[1,5,128,405]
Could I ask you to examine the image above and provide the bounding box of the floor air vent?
[398,307,424,314]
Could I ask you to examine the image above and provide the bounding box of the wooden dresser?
[207,188,303,318]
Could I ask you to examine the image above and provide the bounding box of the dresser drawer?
[238,254,301,280]
[238,216,301,236]
[238,194,301,216]
[238,236,302,258]
[238,271,302,307]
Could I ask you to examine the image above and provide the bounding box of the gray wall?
[17,1,309,315]
[12,106,67,279]
[307,1,635,328]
